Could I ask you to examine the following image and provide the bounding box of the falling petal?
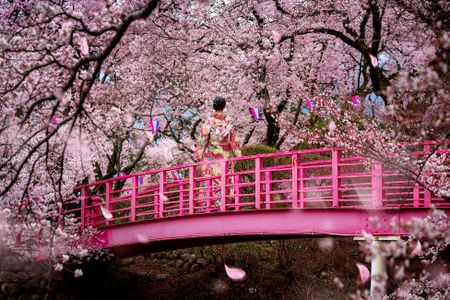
[100,206,113,220]
[124,113,134,126]
[136,232,149,244]
[411,240,422,257]
[160,194,168,202]
[333,277,344,289]
[318,237,334,251]
[272,30,281,43]
[356,263,370,284]
[80,37,89,55]
[369,54,378,67]
[74,269,83,278]
[361,230,373,243]
[224,264,246,281]
[328,120,336,132]
[163,148,174,161]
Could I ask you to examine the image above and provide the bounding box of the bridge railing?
[64,141,449,229]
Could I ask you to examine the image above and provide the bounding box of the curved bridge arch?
[64,141,449,257]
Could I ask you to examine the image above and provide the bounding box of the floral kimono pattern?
[194,112,241,206]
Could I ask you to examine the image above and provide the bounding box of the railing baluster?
[131,176,137,222]
[255,157,261,209]
[234,174,241,212]
[220,160,227,212]
[332,149,341,208]
[371,162,384,207]
[189,166,194,214]
[413,184,420,208]
[292,153,299,208]
[423,143,432,208]
[159,171,166,218]
[105,181,112,225]
[265,171,272,209]
[179,181,185,216]
[206,179,212,213]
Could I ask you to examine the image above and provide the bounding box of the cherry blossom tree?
[0,0,447,279]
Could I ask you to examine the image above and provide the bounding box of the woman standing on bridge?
[194,96,241,207]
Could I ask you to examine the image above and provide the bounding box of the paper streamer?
[305,98,313,110]
[138,176,143,185]
[50,117,57,125]
[224,264,246,281]
[172,172,181,181]
[149,119,159,135]
[351,95,360,106]
[249,107,261,122]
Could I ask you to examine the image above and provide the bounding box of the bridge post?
[423,143,432,208]
[189,166,195,214]
[131,176,137,222]
[159,171,166,218]
[179,181,185,216]
[105,181,112,226]
[81,187,88,230]
[255,158,262,209]
[332,149,341,208]
[371,162,384,207]
[292,153,299,208]
[220,160,227,212]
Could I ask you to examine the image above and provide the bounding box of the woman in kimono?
[194,96,241,207]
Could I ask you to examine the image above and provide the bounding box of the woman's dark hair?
[213,96,226,111]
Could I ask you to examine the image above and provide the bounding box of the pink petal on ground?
[356,263,370,284]
[224,264,246,281]
[100,206,113,220]
[411,240,422,257]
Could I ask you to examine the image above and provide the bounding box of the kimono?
[194,112,241,206]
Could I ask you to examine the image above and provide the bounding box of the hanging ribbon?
[172,172,181,181]
[138,176,143,185]
[249,107,261,122]
[149,119,159,135]
[50,117,57,125]
[351,95,360,106]
[305,98,313,111]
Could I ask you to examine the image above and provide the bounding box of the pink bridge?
[66,141,449,257]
